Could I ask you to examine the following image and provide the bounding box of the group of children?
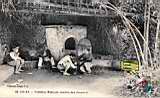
[3,46,93,76]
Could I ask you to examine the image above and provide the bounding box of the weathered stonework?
[45,25,87,60]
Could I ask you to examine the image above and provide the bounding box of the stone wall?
[45,25,87,60]
[0,13,133,61]
[42,15,119,57]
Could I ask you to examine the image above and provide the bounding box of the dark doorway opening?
[65,37,76,50]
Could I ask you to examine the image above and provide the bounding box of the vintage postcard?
[0,0,160,98]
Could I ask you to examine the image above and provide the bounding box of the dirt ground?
[0,67,124,98]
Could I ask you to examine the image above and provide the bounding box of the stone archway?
[45,25,87,60]
[65,37,76,50]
